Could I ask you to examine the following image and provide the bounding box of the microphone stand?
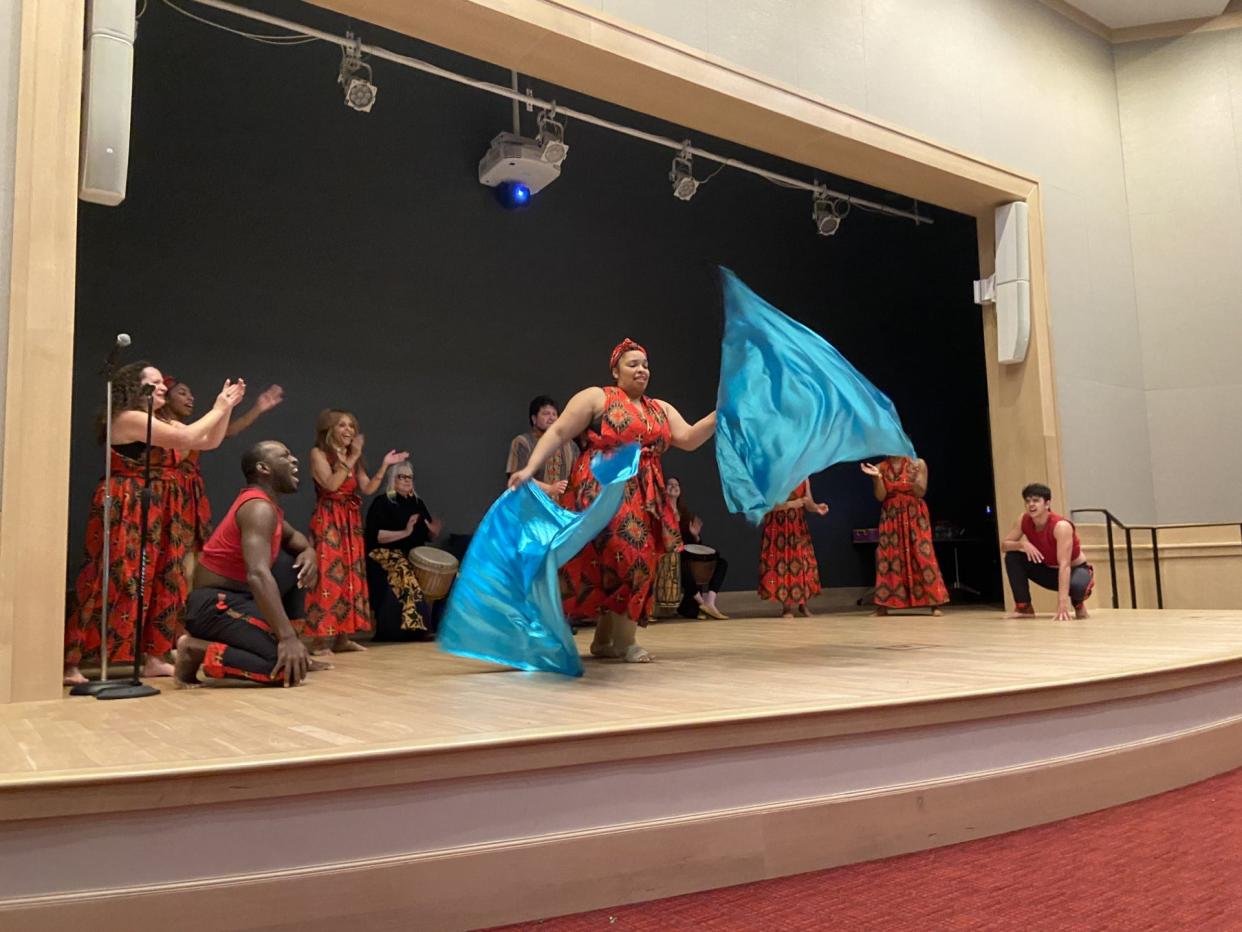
[97,386,160,700]
[70,357,131,696]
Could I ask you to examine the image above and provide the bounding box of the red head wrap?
[609,338,647,371]
[163,376,180,389]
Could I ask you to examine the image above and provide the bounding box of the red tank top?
[199,488,283,582]
[1020,510,1080,567]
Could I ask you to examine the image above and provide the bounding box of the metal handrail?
[1070,509,1242,609]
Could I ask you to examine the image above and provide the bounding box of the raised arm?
[802,481,829,517]
[113,380,245,450]
[226,385,284,438]
[509,387,604,489]
[309,446,351,492]
[656,400,716,452]
[358,447,409,496]
[860,462,887,501]
[238,501,308,686]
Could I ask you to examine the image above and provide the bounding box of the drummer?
[364,462,445,641]
[666,477,729,620]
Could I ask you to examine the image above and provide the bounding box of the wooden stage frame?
[2,0,1064,702]
[2,606,1242,929]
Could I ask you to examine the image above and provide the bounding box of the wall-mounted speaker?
[973,201,1031,365]
[79,0,137,207]
[993,201,1030,365]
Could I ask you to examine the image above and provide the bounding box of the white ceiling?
[1060,0,1230,28]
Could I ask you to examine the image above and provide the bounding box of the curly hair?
[95,360,155,444]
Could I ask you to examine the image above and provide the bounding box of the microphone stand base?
[69,678,134,697]
[95,682,161,700]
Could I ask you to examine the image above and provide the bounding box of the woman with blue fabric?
[508,339,716,663]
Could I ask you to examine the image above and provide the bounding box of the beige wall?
[587,0,1157,522]
[0,0,22,488]
[1115,30,1242,524]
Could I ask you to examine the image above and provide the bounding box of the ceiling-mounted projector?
[478,132,562,195]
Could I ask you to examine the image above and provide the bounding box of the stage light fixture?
[339,32,377,113]
[812,192,849,236]
[536,109,569,167]
[669,146,698,201]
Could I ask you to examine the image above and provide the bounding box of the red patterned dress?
[64,446,191,665]
[173,450,214,552]
[305,465,372,637]
[559,386,682,625]
[874,457,949,609]
[757,480,822,608]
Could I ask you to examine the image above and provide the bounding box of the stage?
[4,603,1242,929]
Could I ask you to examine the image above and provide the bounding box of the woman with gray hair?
[364,462,444,641]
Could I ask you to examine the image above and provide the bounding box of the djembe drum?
[410,546,459,605]
[682,543,718,589]
[654,551,682,616]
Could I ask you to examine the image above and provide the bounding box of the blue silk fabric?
[716,268,916,523]
[438,445,641,677]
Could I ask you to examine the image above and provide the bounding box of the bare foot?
[1004,609,1036,619]
[797,603,814,617]
[590,641,624,659]
[1075,604,1090,620]
[931,608,944,617]
[143,656,176,678]
[623,644,652,663]
[308,658,335,672]
[872,606,889,617]
[63,666,88,686]
[332,637,367,653]
[310,646,334,657]
[781,610,795,619]
[174,635,206,689]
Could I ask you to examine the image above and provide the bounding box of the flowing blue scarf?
[438,444,640,677]
[716,268,915,523]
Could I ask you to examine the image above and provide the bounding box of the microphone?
[139,382,156,398]
[102,333,132,376]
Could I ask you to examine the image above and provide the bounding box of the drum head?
[410,546,459,570]
[684,543,716,558]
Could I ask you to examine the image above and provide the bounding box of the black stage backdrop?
[70,0,1000,599]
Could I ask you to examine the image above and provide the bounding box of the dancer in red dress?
[508,339,716,662]
[861,456,949,615]
[63,363,246,685]
[305,409,409,654]
[757,479,830,617]
[159,378,285,556]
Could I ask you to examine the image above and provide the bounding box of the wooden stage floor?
[5,604,1242,789]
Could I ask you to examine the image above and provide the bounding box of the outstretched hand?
[508,467,535,491]
[860,462,881,477]
[382,449,410,468]
[255,384,284,413]
[215,379,247,410]
[815,503,830,516]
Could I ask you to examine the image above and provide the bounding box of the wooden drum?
[410,546,459,602]
[654,551,682,608]
[683,543,718,588]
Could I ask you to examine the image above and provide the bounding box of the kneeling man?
[176,441,323,687]
[1001,483,1093,621]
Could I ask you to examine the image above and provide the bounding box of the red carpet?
[500,766,1242,931]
